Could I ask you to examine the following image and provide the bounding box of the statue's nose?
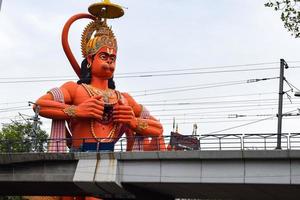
[107,58,113,64]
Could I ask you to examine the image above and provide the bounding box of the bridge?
[1,150,300,200]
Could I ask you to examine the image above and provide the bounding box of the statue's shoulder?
[120,92,135,103]
[61,81,79,88]
[120,92,143,116]
[60,81,81,95]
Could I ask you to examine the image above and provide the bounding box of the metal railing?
[1,133,300,153]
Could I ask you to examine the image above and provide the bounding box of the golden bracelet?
[63,105,76,117]
[135,119,149,133]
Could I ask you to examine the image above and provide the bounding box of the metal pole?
[28,102,40,151]
[276,59,288,149]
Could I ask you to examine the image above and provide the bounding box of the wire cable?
[140,92,277,103]
[205,109,298,134]
[0,67,281,84]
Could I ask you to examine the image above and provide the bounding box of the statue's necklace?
[82,83,118,105]
[81,83,121,142]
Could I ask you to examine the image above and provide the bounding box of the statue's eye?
[110,56,116,62]
[99,53,108,60]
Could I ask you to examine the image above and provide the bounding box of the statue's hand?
[113,100,137,128]
[75,95,104,119]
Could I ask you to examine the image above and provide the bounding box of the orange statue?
[35,0,166,153]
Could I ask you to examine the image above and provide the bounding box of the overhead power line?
[133,77,278,97]
[130,77,278,94]
[150,103,300,112]
[140,92,277,103]
[0,62,277,79]
[205,109,298,135]
[118,62,280,75]
[143,98,286,106]
[159,114,276,121]
[0,65,284,84]
[153,104,299,117]
[0,92,277,106]
[2,61,300,83]
[117,67,280,79]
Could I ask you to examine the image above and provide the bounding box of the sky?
[0,0,300,137]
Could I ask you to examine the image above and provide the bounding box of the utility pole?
[276,59,288,149]
[28,101,40,151]
[28,101,40,134]
[0,0,2,11]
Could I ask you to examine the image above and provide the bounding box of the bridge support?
[73,153,134,199]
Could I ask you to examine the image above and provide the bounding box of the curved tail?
[61,13,96,78]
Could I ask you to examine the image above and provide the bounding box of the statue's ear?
[87,55,93,66]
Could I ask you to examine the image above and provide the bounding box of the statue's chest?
[73,84,126,124]
[73,84,119,104]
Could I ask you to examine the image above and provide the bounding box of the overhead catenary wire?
[0,91,277,106]
[130,77,278,94]
[0,61,280,79]
[143,98,296,106]
[150,102,300,112]
[0,93,296,113]
[159,114,276,121]
[4,61,300,81]
[285,79,300,92]
[153,104,299,117]
[204,109,299,134]
[0,66,284,84]
[0,62,299,83]
[133,77,278,97]
[163,119,278,125]
[140,92,277,103]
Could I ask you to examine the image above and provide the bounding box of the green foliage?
[0,122,48,200]
[0,121,48,153]
[265,0,300,37]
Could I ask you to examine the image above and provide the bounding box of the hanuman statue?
[36,0,166,153]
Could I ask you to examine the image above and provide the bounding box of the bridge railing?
[0,133,299,153]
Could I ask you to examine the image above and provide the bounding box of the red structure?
[34,1,166,199]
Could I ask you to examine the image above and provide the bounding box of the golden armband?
[63,105,77,117]
[136,119,149,133]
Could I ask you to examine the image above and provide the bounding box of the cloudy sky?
[0,0,300,138]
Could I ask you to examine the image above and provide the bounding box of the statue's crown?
[81,20,117,57]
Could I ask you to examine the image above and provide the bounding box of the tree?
[265,0,300,38]
[0,121,48,199]
[0,121,48,153]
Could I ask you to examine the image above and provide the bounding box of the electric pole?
[276,59,288,149]
[28,101,40,151]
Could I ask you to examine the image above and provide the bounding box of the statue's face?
[89,46,117,79]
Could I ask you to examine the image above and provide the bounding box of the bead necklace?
[81,83,121,142]
[90,120,119,142]
[82,83,120,105]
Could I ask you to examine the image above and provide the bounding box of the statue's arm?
[113,93,163,137]
[125,128,135,151]
[35,82,75,119]
[36,81,104,120]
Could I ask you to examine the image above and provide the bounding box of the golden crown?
[81,19,117,57]
[81,0,124,57]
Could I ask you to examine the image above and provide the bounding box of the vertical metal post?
[276,59,288,149]
[0,0,3,11]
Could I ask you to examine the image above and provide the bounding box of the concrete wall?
[1,150,300,199]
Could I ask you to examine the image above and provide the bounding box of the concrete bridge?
[1,150,300,199]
